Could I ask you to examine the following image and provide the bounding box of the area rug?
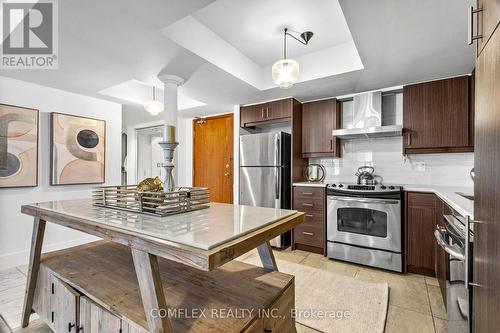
[240,256,389,333]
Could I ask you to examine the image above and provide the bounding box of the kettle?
[356,166,375,185]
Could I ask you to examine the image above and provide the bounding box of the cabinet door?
[53,278,79,333]
[473,26,500,333]
[476,0,500,55]
[240,105,262,127]
[266,99,292,120]
[302,99,340,157]
[79,296,122,333]
[406,192,437,276]
[403,76,472,153]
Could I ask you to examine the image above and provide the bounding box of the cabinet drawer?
[302,212,324,227]
[406,192,437,208]
[293,197,324,214]
[293,223,324,248]
[293,186,325,200]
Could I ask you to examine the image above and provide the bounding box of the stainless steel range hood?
[332,91,403,139]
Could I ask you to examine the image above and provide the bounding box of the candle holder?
[158,141,178,192]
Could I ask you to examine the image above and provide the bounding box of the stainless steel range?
[326,183,403,272]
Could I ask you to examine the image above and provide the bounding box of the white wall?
[0,76,122,270]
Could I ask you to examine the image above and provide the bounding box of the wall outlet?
[415,161,426,172]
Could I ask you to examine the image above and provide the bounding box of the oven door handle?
[328,196,400,205]
[434,229,465,260]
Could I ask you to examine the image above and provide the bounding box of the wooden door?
[193,114,234,203]
[302,99,341,157]
[405,192,437,276]
[473,24,500,333]
[403,76,472,153]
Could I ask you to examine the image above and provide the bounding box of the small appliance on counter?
[239,132,291,248]
[326,182,403,272]
[304,164,326,182]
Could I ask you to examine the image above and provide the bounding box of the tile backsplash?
[309,137,474,187]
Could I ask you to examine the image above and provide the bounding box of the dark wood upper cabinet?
[301,99,341,158]
[240,98,293,128]
[476,0,500,56]
[405,192,437,277]
[403,76,474,154]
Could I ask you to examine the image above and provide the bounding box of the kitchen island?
[20,199,304,333]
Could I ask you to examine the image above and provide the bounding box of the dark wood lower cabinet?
[292,186,326,254]
[405,192,437,277]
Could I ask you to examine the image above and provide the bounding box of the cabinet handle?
[69,322,76,332]
[330,139,333,151]
[407,132,411,146]
[302,231,314,236]
[467,6,483,45]
[302,203,313,207]
[51,311,54,323]
[267,107,270,118]
[261,108,265,119]
[302,192,313,195]
[305,214,314,218]
[77,326,84,333]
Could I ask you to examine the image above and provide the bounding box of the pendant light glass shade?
[144,100,164,115]
[144,87,164,115]
[272,59,299,89]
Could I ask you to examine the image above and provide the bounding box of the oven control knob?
[389,186,395,190]
[380,185,386,189]
[331,184,336,187]
[338,184,344,188]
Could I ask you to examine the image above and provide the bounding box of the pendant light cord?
[283,28,287,59]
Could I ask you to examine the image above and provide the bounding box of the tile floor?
[0,248,447,333]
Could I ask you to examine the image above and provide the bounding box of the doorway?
[135,126,164,182]
[193,114,233,203]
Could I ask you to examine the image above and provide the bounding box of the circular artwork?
[77,129,99,149]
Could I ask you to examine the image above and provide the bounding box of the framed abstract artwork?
[50,112,106,185]
[0,104,39,188]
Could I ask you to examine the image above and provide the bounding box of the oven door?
[327,195,401,252]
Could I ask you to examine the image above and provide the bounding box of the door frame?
[192,113,234,203]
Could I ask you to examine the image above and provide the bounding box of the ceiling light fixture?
[144,86,164,115]
[272,28,313,89]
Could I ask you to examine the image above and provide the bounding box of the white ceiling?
[0,0,475,122]
[193,0,353,66]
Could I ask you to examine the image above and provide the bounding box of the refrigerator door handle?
[275,167,280,201]
[275,133,281,166]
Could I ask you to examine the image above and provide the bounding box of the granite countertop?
[293,181,473,218]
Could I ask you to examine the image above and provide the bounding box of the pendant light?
[272,28,313,89]
[144,86,164,115]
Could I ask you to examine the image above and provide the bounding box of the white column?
[158,74,184,127]
[158,74,184,185]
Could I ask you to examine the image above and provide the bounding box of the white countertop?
[403,185,474,218]
[28,199,297,250]
[293,182,327,187]
[293,182,473,218]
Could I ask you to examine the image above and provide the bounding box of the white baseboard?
[0,236,99,271]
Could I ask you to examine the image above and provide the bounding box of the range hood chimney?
[332,91,402,139]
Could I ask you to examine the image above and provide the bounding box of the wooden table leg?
[131,248,172,333]
[21,217,46,328]
[257,241,278,271]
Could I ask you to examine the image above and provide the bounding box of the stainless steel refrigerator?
[239,132,291,248]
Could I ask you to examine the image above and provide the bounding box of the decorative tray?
[92,185,210,216]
